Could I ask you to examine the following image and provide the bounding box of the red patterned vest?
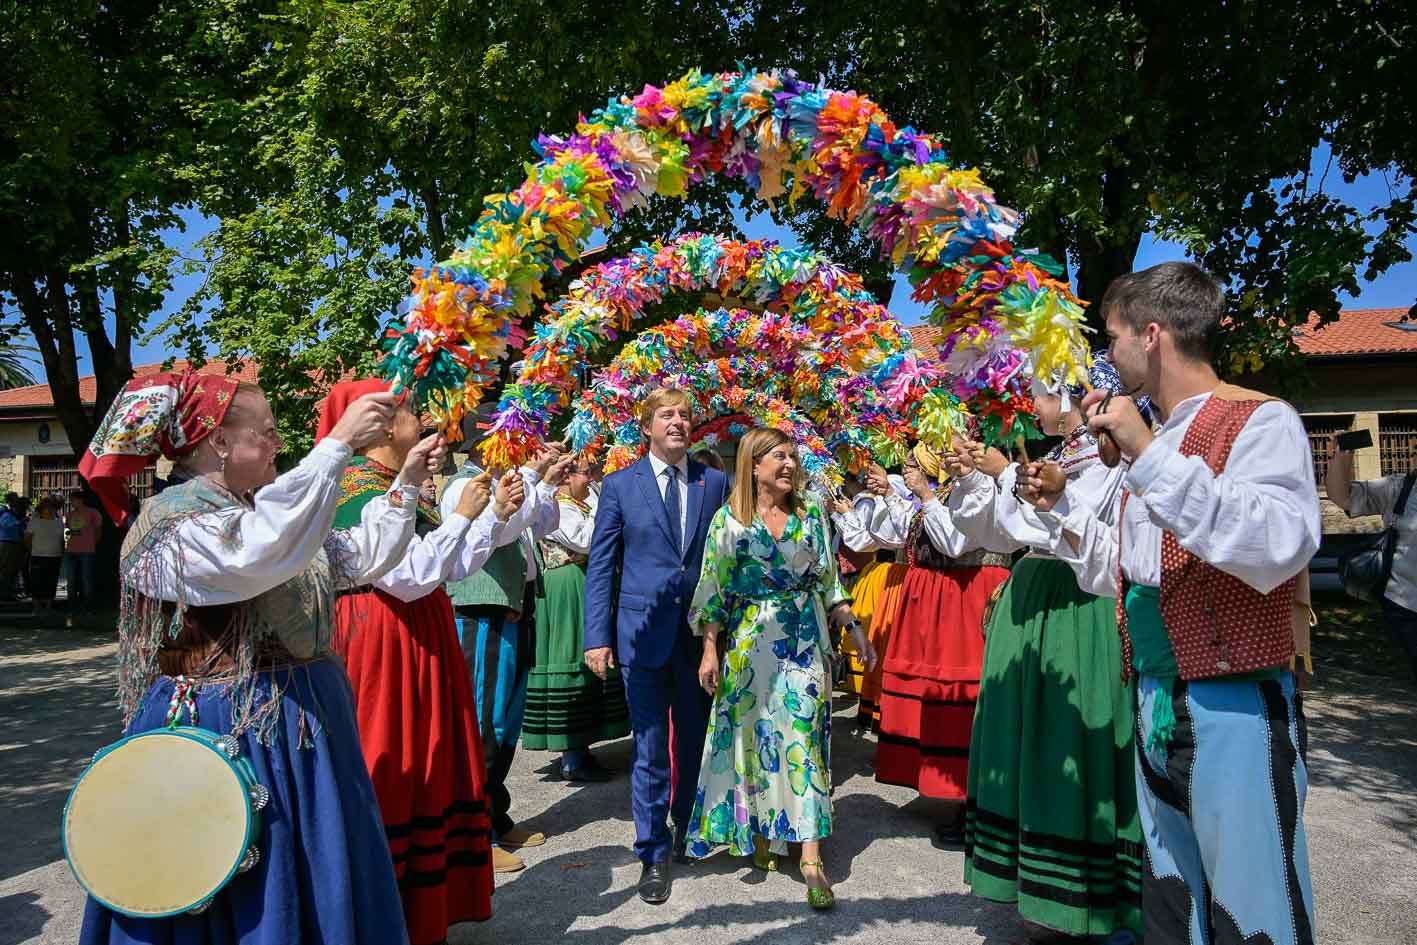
[1117,384,1299,682]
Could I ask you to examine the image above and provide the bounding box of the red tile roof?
[910,308,1417,359]
[0,359,261,411]
[1295,307,1417,357]
[907,324,942,354]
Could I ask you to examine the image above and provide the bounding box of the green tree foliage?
[166,0,735,451]
[0,0,259,449]
[0,339,38,390]
[5,1,1414,459]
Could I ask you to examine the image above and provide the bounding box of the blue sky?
[30,149,1416,383]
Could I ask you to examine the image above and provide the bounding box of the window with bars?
[27,456,156,513]
[1378,415,1417,476]
[1302,415,1353,486]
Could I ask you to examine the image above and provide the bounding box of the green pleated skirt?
[963,556,1143,937]
[521,562,630,751]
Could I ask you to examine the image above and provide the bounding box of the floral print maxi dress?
[685,501,850,857]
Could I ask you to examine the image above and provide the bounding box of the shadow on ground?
[469,841,1028,945]
[0,622,121,884]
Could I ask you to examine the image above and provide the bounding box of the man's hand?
[493,471,525,521]
[455,470,492,520]
[585,646,616,681]
[966,439,1010,478]
[1083,389,1152,463]
[545,451,576,488]
[529,442,568,480]
[1017,461,1067,513]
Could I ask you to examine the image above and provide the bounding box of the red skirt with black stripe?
[333,587,493,943]
[875,563,1011,800]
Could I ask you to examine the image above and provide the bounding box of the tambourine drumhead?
[64,731,252,917]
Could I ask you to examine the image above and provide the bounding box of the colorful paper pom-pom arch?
[600,380,842,486]
[480,232,911,469]
[379,67,1092,453]
[565,306,907,478]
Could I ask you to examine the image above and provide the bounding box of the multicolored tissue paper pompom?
[379,68,1092,446]
[484,233,911,467]
[565,306,914,488]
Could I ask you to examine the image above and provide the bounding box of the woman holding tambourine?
[71,372,441,945]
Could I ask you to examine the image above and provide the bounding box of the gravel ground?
[1,617,1414,945]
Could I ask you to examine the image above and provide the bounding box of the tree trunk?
[421,183,447,262]
[97,202,136,412]
[15,274,98,452]
[1074,148,1143,335]
[1075,233,1142,334]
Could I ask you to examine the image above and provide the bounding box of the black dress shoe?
[638,861,671,904]
[932,820,966,846]
[561,756,615,782]
[672,837,690,864]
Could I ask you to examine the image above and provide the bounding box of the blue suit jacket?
[583,456,730,669]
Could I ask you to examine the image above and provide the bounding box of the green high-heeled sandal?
[751,836,778,872]
[800,858,835,910]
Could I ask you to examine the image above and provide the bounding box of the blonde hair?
[728,427,805,525]
[638,387,694,430]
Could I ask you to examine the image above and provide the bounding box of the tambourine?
[63,726,269,918]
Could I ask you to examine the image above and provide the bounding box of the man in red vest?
[1021,261,1319,945]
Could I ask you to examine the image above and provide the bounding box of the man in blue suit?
[583,387,730,904]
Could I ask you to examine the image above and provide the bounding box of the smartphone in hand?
[1336,429,1373,452]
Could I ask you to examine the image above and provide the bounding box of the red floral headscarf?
[79,371,241,525]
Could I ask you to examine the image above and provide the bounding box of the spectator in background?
[689,446,725,472]
[25,496,66,614]
[0,493,24,600]
[65,491,104,613]
[1326,437,1417,682]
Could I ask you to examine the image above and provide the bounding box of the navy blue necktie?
[663,465,682,555]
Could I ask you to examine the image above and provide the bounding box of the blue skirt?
[79,659,410,945]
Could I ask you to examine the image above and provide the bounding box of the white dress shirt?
[372,510,507,603]
[127,438,419,605]
[441,463,560,582]
[647,451,690,548]
[870,477,1013,556]
[1047,392,1321,597]
[962,462,1125,557]
[831,493,880,554]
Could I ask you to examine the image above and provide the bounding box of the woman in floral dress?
[686,427,876,910]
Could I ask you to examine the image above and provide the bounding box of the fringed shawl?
[117,477,349,744]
